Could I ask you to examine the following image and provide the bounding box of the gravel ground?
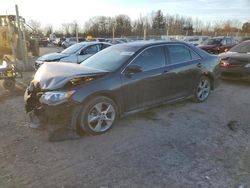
[0,47,250,188]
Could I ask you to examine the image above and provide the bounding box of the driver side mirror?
[125,64,143,75]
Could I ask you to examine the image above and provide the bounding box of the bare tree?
[28,19,42,34]
[61,23,71,36]
[194,18,203,34]
[43,24,53,36]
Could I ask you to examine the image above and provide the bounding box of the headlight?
[39,91,75,105]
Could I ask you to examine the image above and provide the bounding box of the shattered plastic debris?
[227,120,239,131]
[27,112,45,130]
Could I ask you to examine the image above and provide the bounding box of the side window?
[167,45,192,64]
[226,38,232,44]
[100,44,110,50]
[132,46,165,71]
[221,39,227,45]
[85,45,99,54]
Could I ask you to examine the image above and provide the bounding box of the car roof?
[113,40,189,49]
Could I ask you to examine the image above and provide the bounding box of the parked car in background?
[62,37,85,49]
[35,42,111,69]
[198,37,237,54]
[91,38,107,42]
[106,38,127,44]
[25,41,220,135]
[219,40,250,80]
[184,36,209,46]
[239,37,250,43]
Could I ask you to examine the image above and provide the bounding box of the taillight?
[227,64,243,68]
[219,59,243,68]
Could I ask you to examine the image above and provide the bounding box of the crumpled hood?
[198,44,217,49]
[34,62,108,90]
[37,52,69,62]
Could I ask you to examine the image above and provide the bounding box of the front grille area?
[25,81,43,113]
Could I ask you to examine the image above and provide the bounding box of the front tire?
[193,76,211,103]
[78,96,118,135]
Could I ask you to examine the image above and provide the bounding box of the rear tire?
[78,96,118,135]
[193,76,211,103]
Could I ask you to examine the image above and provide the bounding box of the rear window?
[167,45,191,64]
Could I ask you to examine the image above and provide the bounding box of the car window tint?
[167,45,192,64]
[85,45,99,54]
[132,46,165,71]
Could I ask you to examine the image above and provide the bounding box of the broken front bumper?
[24,88,80,128]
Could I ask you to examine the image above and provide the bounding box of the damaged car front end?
[24,62,108,130]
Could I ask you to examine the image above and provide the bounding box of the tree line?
[28,10,250,38]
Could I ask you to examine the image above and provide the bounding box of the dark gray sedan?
[25,41,220,136]
[35,42,111,69]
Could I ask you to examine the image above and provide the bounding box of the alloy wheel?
[196,78,210,101]
[87,102,116,133]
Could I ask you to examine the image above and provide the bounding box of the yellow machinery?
[0,15,39,61]
[0,15,18,59]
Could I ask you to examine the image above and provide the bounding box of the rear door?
[162,44,202,100]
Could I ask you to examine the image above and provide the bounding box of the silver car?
[35,42,111,69]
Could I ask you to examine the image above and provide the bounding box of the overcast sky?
[1,0,250,28]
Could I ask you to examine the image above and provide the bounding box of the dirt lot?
[0,47,250,188]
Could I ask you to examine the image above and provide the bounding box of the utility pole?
[15,4,28,64]
[112,25,115,42]
[75,23,79,43]
[143,27,147,40]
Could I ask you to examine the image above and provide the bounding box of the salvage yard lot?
[0,78,250,187]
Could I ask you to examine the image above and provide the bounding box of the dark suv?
[198,37,236,54]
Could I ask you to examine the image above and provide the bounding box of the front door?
[121,46,168,112]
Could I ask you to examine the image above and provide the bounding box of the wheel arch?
[202,72,214,90]
[80,91,122,117]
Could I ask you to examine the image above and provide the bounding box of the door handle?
[197,63,202,68]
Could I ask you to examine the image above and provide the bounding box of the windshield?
[61,43,85,54]
[229,42,250,53]
[81,44,140,71]
[202,38,221,45]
